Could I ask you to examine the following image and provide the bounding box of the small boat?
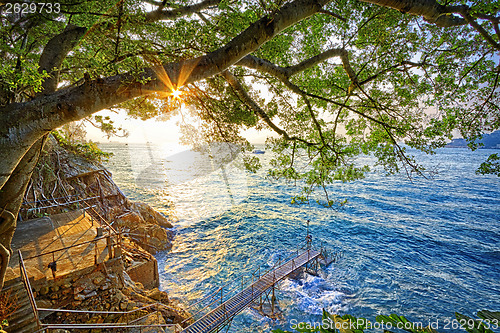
[252,149,265,154]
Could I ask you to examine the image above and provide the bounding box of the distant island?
[446,130,500,149]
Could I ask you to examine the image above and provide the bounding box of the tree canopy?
[0,0,499,288]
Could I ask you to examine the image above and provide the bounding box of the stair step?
[7,301,32,320]
[8,292,30,308]
[6,313,37,333]
[7,302,36,323]
[16,320,39,333]
[1,282,26,297]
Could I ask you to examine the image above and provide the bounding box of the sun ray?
[177,58,200,88]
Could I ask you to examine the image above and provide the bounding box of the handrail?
[18,250,41,330]
[79,196,119,235]
[101,170,128,200]
[22,194,79,205]
[23,234,112,261]
[23,196,101,211]
[188,244,302,310]
[33,323,181,332]
[180,245,311,325]
[38,302,161,315]
[36,301,181,331]
[181,250,322,333]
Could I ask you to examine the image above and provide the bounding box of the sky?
[85,109,275,144]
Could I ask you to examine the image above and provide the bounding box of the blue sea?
[102,143,500,332]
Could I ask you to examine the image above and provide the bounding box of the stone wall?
[33,257,124,313]
[126,257,159,289]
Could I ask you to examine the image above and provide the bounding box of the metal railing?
[179,249,322,333]
[19,250,183,333]
[79,196,120,234]
[20,202,121,270]
[23,233,115,262]
[179,242,310,326]
[33,303,183,332]
[178,238,340,329]
[18,250,41,331]
[22,195,80,206]
[21,196,100,212]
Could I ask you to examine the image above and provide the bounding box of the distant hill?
[446,130,500,149]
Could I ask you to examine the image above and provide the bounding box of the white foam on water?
[281,274,344,315]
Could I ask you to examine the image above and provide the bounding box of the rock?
[39,286,49,295]
[73,286,85,294]
[146,288,168,302]
[92,274,106,286]
[74,294,85,301]
[88,315,103,323]
[119,301,128,310]
[61,288,72,295]
[114,291,125,302]
[73,277,97,295]
[115,212,144,229]
[131,224,173,254]
[132,202,174,228]
[36,299,53,308]
[62,282,72,289]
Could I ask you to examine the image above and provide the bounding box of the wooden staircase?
[1,278,38,333]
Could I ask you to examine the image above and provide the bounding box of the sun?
[171,89,183,99]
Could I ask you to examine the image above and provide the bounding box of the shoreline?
[1,136,192,332]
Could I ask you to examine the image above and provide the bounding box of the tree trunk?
[0,24,86,289]
[0,136,46,289]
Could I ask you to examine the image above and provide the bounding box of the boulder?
[131,202,173,228]
[128,224,173,254]
[146,288,169,303]
[115,211,145,229]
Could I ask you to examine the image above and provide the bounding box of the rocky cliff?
[22,135,176,255]
[12,135,191,330]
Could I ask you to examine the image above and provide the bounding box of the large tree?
[0,0,498,288]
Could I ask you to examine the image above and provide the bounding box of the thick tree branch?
[455,6,500,51]
[0,137,46,290]
[318,9,347,22]
[236,51,401,129]
[0,0,331,189]
[222,71,316,146]
[0,22,87,288]
[358,0,466,27]
[237,48,354,81]
[358,60,429,86]
[239,50,363,98]
[145,0,221,21]
[38,24,87,94]
[290,49,348,77]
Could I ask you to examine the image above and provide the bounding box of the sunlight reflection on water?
[103,144,500,332]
